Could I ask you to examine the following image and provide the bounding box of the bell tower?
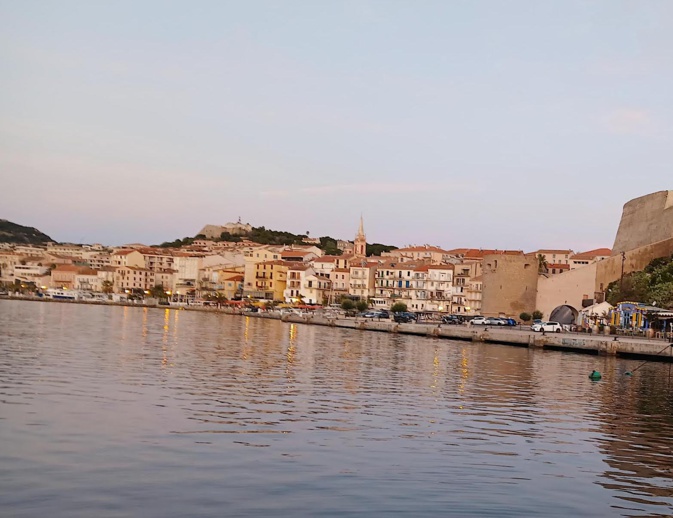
[354,215,367,257]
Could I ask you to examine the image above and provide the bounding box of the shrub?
[390,302,408,313]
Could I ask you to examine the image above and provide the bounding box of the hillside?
[0,219,53,245]
[158,225,398,257]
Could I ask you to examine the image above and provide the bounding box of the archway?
[549,305,578,325]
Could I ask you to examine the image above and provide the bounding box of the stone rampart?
[595,237,673,293]
[612,190,673,254]
[481,254,538,317]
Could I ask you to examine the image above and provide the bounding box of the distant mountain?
[0,219,53,245]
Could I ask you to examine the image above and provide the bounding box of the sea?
[1,299,672,517]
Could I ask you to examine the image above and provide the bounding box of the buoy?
[589,370,602,380]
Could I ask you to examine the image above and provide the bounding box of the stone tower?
[354,215,367,257]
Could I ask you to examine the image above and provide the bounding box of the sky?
[1,1,671,251]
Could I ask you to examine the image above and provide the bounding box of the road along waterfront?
[2,299,673,517]
[3,295,672,361]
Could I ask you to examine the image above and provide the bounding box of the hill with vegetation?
[158,225,398,257]
[606,254,673,309]
[0,219,53,244]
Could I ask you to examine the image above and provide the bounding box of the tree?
[102,280,114,294]
[149,284,167,299]
[341,299,355,311]
[519,312,531,323]
[537,254,548,274]
[532,310,543,320]
[391,302,408,313]
[209,292,228,308]
[356,300,369,312]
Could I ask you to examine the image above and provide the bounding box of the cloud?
[605,108,651,135]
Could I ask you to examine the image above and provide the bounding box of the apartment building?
[252,260,290,301]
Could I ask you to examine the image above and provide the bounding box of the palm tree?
[537,254,548,274]
[211,292,227,308]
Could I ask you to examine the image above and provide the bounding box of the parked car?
[470,316,487,325]
[503,318,517,326]
[362,310,390,319]
[393,312,417,323]
[441,315,462,325]
[531,321,562,333]
[484,317,507,326]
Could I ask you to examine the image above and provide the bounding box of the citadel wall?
[481,254,538,317]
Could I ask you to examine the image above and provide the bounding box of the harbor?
[5,294,671,361]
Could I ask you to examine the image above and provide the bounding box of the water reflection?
[0,300,672,517]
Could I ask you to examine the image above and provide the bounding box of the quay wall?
[2,296,672,361]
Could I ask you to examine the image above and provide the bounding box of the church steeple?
[354,215,367,257]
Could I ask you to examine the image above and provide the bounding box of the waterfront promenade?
[3,295,672,362]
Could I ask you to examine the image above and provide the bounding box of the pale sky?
[1,1,671,251]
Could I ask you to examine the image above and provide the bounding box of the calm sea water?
[1,300,672,517]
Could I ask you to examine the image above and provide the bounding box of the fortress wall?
[482,254,538,317]
[595,237,673,293]
[612,190,673,254]
[536,262,598,320]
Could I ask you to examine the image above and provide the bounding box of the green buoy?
[589,370,602,380]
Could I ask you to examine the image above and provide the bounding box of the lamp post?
[620,252,626,291]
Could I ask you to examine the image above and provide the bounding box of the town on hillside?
[1,190,672,336]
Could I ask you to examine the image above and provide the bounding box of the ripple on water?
[1,300,673,517]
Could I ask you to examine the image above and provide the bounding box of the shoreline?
[3,295,672,362]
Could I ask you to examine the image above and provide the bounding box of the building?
[242,246,282,297]
[348,261,379,302]
[197,220,253,239]
[569,248,612,269]
[252,260,290,301]
[384,245,453,264]
[481,254,539,318]
[533,249,573,265]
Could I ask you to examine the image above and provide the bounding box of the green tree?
[341,299,355,311]
[532,310,543,320]
[537,254,548,274]
[149,284,167,299]
[366,243,398,257]
[355,300,369,312]
[519,312,531,323]
[391,302,408,313]
[210,292,228,308]
[102,280,114,294]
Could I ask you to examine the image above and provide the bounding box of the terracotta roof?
[571,248,612,260]
[287,264,311,271]
[112,249,137,256]
[428,264,455,270]
[332,268,349,273]
[395,245,448,253]
[313,255,340,263]
[52,264,85,272]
